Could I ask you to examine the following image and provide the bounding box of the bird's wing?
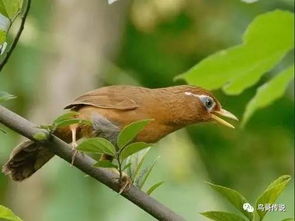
[64,89,139,110]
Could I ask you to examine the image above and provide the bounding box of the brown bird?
[2,85,238,181]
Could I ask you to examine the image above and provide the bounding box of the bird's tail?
[2,125,74,181]
[2,140,54,181]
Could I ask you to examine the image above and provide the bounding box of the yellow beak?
[211,109,238,129]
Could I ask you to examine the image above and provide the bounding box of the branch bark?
[0,105,185,221]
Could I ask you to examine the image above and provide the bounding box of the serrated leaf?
[200,211,247,221]
[146,181,164,195]
[0,91,16,103]
[93,160,117,169]
[0,205,23,221]
[242,65,294,126]
[120,142,150,160]
[117,119,152,148]
[207,182,253,220]
[0,0,23,20]
[77,137,116,155]
[176,10,294,95]
[256,175,291,220]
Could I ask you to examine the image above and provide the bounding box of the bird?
[2,85,238,181]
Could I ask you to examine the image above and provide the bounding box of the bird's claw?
[118,172,132,194]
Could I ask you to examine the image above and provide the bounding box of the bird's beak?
[211,109,238,129]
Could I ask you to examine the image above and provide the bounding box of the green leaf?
[54,119,91,129]
[117,119,152,148]
[122,162,131,171]
[146,181,164,195]
[176,10,294,95]
[200,211,247,221]
[256,175,291,220]
[242,65,294,126]
[93,160,117,169]
[52,111,92,129]
[281,218,294,221]
[0,0,23,20]
[132,148,151,181]
[0,205,23,221]
[53,111,79,124]
[207,182,253,220]
[120,142,150,160]
[77,137,116,155]
[0,91,16,103]
[137,157,158,189]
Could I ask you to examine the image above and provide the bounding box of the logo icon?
[243,203,254,213]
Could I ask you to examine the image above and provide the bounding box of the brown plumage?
[2,85,238,181]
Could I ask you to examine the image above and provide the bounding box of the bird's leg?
[70,124,79,165]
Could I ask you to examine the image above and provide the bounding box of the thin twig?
[0,0,31,72]
[0,105,185,221]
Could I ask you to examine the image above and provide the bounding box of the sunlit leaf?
[176,10,294,95]
[120,142,150,160]
[0,91,16,103]
[0,205,23,221]
[146,181,164,195]
[242,65,294,126]
[207,182,253,220]
[117,119,152,148]
[0,0,23,20]
[77,137,116,155]
[200,211,247,221]
[93,160,117,169]
[256,175,291,220]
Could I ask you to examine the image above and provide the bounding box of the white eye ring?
[184,92,215,111]
[197,95,215,111]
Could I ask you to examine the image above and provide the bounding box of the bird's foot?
[118,173,132,194]
[110,168,132,194]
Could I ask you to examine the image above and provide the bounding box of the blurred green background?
[0,0,293,220]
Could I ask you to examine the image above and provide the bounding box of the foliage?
[0,0,23,46]
[77,119,163,194]
[0,91,15,103]
[176,10,294,126]
[201,175,292,221]
[40,111,92,132]
[0,205,23,221]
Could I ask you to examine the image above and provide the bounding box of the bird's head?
[177,86,238,128]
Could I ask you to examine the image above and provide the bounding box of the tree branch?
[0,105,185,221]
[0,0,31,72]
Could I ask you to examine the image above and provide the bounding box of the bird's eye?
[199,96,215,111]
